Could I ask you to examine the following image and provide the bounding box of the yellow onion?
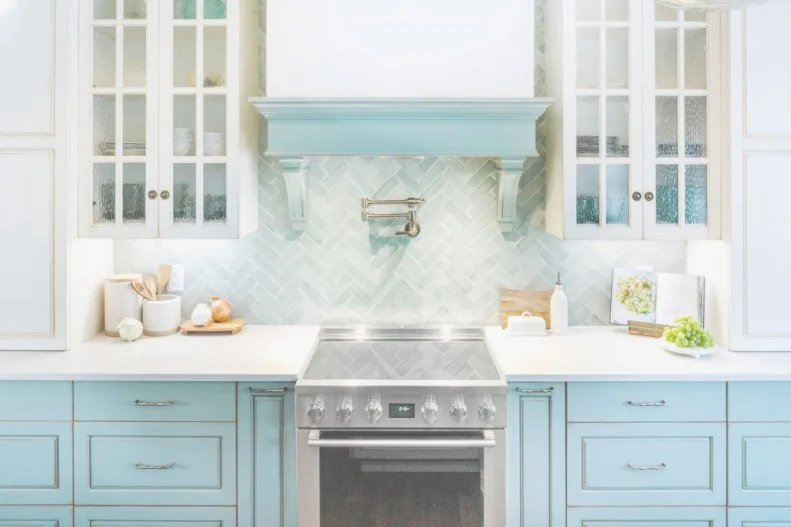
[210,296,231,322]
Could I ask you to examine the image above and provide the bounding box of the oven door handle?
[307,430,497,449]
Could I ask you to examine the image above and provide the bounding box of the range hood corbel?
[251,98,552,232]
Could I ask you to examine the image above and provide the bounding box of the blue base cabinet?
[507,383,565,527]
[568,507,726,527]
[75,507,236,527]
[238,383,297,527]
[0,507,72,527]
[729,508,791,525]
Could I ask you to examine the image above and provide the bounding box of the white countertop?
[3,325,791,381]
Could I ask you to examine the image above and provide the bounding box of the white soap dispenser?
[550,273,569,335]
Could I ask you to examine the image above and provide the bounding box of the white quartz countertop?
[3,325,791,381]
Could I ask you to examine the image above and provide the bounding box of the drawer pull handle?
[627,400,666,407]
[133,400,175,407]
[627,462,668,471]
[516,387,554,394]
[248,387,289,394]
[134,462,175,470]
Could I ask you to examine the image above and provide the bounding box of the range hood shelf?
[251,97,552,232]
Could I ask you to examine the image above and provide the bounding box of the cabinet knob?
[632,192,642,202]
[147,190,158,200]
[644,192,655,202]
[160,189,171,200]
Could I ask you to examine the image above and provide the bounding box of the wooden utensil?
[500,288,553,329]
[143,273,159,301]
[156,264,172,296]
[130,279,154,301]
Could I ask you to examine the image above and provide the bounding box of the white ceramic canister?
[142,294,182,337]
[104,273,143,337]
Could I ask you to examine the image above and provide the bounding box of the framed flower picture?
[610,267,657,325]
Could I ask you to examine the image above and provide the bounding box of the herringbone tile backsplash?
[114,0,687,326]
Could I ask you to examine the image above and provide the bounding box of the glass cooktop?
[302,326,501,381]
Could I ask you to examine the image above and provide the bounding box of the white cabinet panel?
[743,3,791,137]
[0,152,56,337]
[0,0,55,135]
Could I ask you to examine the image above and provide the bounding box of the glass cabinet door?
[570,0,642,239]
[161,0,231,237]
[645,5,720,239]
[85,0,157,237]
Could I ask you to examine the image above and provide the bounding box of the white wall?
[266,0,535,97]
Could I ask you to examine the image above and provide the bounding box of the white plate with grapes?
[661,317,720,359]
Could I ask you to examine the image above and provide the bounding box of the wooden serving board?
[180,318,245,335]
[500,288,553,329]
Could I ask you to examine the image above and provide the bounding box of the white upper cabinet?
[0,0,68,350]
[729,1,791,351]
[546,0,723,240]
[79,0,259,239]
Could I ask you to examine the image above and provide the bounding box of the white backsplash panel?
[113,0,686,325]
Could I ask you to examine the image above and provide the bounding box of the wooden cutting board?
[180,318,245,335]
[499,288,553,329]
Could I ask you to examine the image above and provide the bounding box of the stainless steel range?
[296,326,506,527]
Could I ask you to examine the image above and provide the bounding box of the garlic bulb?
[117,317,144,342]
[210,296,232,322]
[191,303,213,327]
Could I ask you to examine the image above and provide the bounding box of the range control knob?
[306,398,325,425]
[478,399,497,424]
[365,395,383,424]
[450,395,468,424]
[421,395,440,425]
[336,396,354,424]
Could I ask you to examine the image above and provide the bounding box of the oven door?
[296,429,505,527]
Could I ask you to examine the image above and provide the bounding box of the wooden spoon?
[131,279,154,301]
[143,273,159,301]
[156,264,172,296]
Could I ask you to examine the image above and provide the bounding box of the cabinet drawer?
[568,423,726,506]
[75,422,236,506]
[568,507,725,527]
[0,507,73,526]
[729,382,791,421]
[0,422,72,505]
[729,508,791,526]
[75,507,236,527]
[729,423,791,506]
[0,382,72,420]
[568,382,725,422]
[74,382,235,422]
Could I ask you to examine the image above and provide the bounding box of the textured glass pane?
[577,28,600,89]
[606,0,628,21]
[576,0,600,21]
[92,164,115,224]
[685,10,707,22]
[685,165,708,225]
[606,165,629,224]
[606,29,629,89]
[122,27,146,88]
[656,165,679,225]
[173,164,196,224]
[656,97,679,158]
[123,0,146,19]
[204,0,227,19]
[122,164,145,223]
[656,29,678,89]
[123,95,146,156]
[204,95,226,156]
[204,164,227,223]
[576,165,600,225]
[94,0,116,19]
[577,96,600,158]
[174,27,197,87]
[174,0,195,19]
[685,96,707,158]
[203,27,226,87]
[685,29,707,90]
[174,95,196,156]
[606,96,629,157]
[655,4,678,21]
[93,27,116,88]
[93,95,116,156]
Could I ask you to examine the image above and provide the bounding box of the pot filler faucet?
[361,197,425,237]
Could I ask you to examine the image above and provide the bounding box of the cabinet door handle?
[627,462,668,471]
[516,387,554,394]
[626,400,666,407]
[133,399,175,407]
[632,191,642,202]
[644,191,655,202]
[160,189,171,200]
[248,386,289,394]
[147,189,158,200]
[134,462,175,470]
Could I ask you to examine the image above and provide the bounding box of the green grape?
[663,316,715,348]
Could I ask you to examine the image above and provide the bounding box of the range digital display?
[388,403,416,419]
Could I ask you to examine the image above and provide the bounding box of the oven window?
[319,431,484,526]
